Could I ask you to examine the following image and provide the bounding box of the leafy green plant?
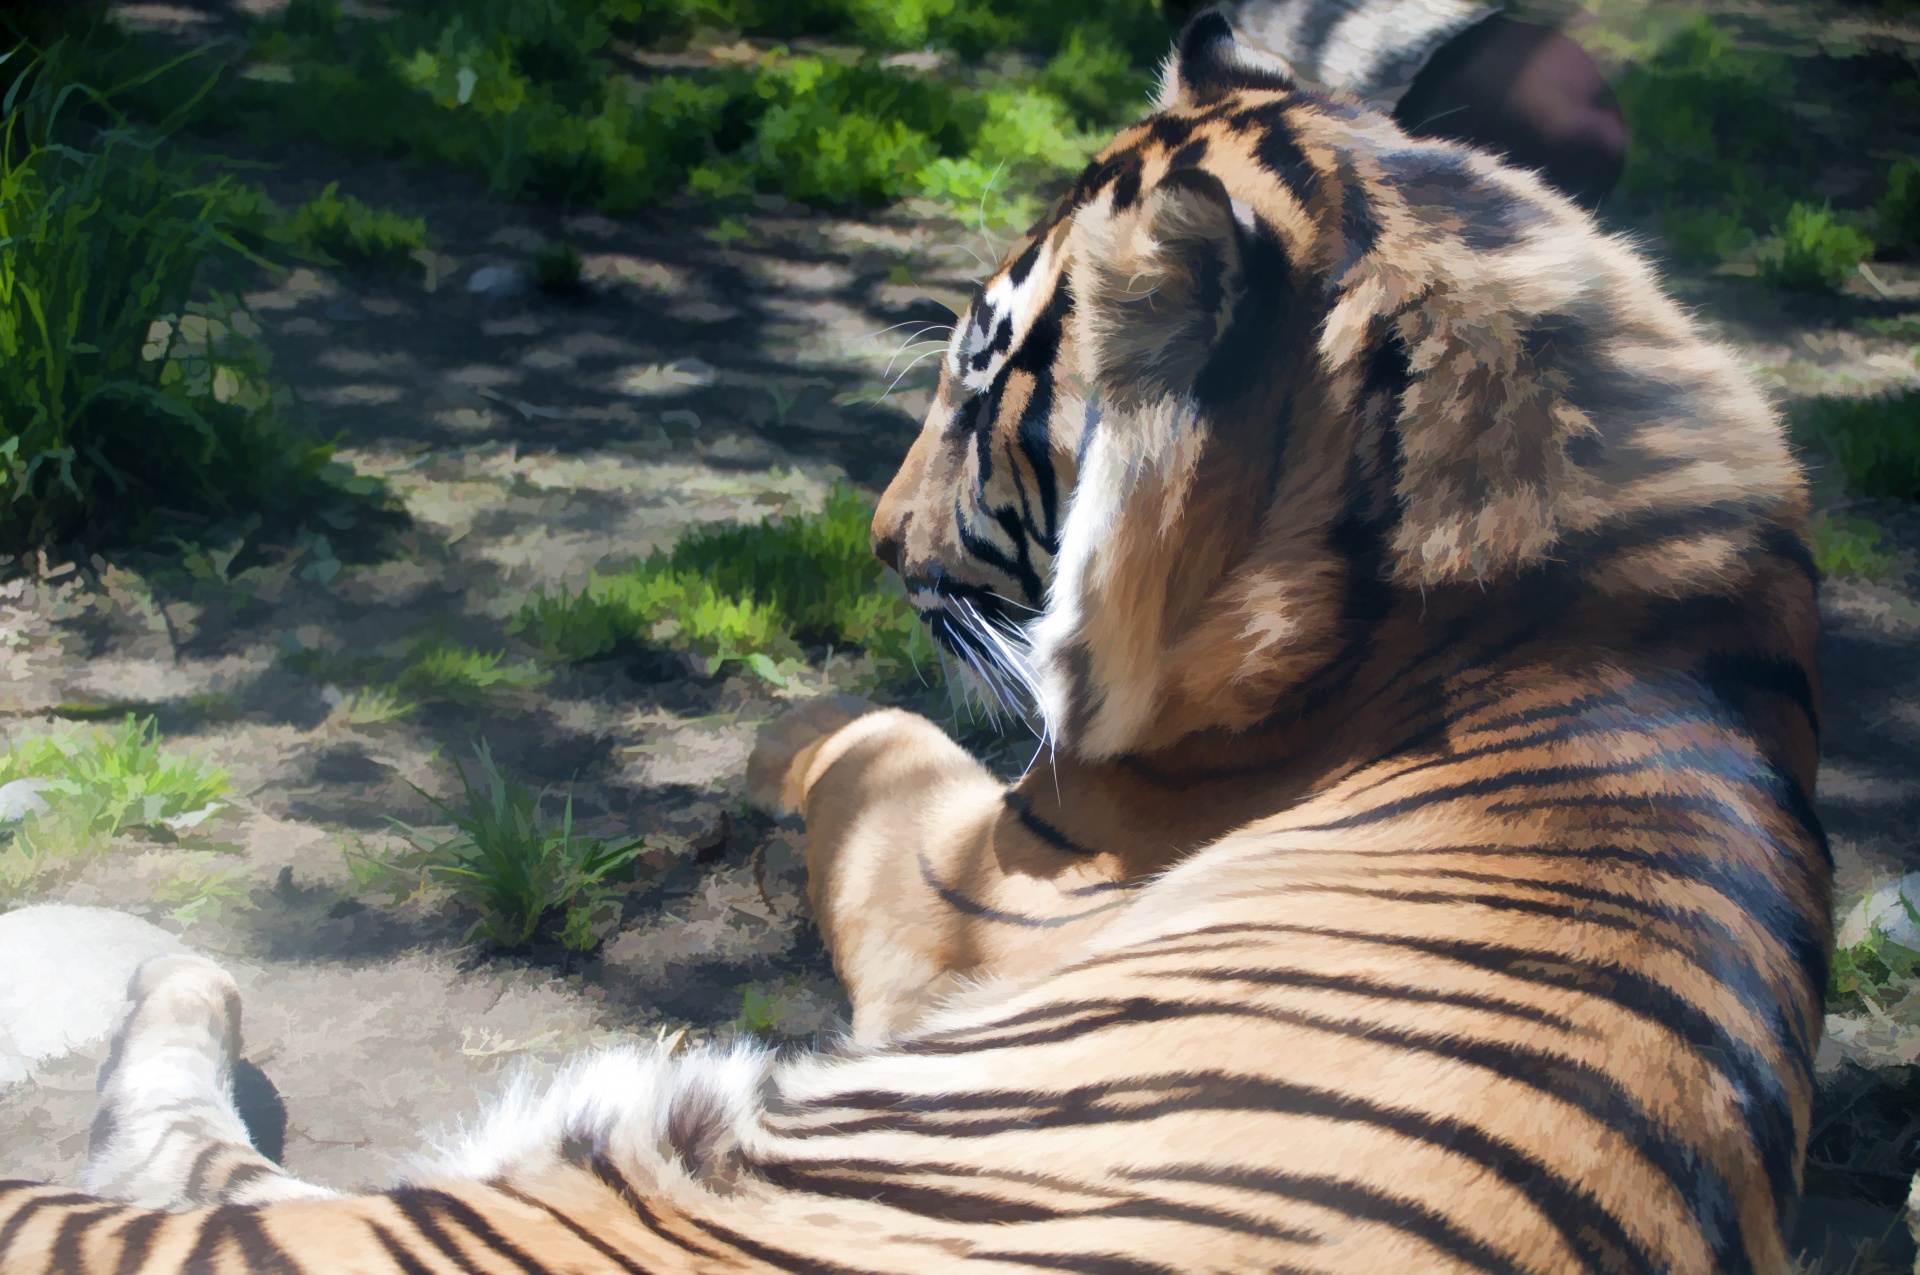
[514,482,937,684]
[0,715,230,896]
[0,714,229,839]
[1795,391,1920,500]
[0,45,373,547]
[348,740,640,950]
[1756,203,1874,293]
[1831,896,1920,1015]
[1810,512,1900,582]
[280,182,427,273]
[531,238,581,291]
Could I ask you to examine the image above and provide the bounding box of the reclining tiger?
[0,12,1828,1274]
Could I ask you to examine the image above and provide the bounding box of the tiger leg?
[750,698,1136,1043]
[81,954,338,1209]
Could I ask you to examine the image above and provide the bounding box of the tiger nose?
[872,511,907,575]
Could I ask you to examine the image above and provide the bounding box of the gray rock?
[1837,874,1920,950]
[0,906,187,1088]
[466,265,527,298]
[0,778,51,825]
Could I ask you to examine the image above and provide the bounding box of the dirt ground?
[3,0,1920,1265]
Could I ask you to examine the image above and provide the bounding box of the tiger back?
[0,13,1826,1275]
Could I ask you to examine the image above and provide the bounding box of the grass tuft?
[347,739,640,951]
[280,182,428,273]
[1810,512,1900,582]
[1795,391,1920,501]
[0,44,384,549]
[1756,203,1874,293]
[330,684,418,725]
[514,481,937,685]
[393,635,548,706]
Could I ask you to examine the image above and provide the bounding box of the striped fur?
[0,13,1826,1274]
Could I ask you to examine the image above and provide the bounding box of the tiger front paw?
[746,693,883,817]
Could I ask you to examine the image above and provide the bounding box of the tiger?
[0,10,1827,1273]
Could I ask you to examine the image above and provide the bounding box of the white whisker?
[881,347,949,400]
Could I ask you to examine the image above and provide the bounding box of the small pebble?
[467,265,528,299]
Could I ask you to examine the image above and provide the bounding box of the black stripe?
[586,1154,729,1261]
[1759,521,1816,584]
[1002,792,1097,856]
[969,1250,1188,1274]
[915,848,1133,930]
[899,964,1574,1057]
[221,1160,275,1195]
[50,1205,124,1273]
[1250,116,1319,207]
[751,1162,1077,1225]
[494,1183,657,1274]
[389,1187,561,1275]
[1151,919,1807,1219]
[109,1211,166,1275]
[1333,839,1828,1046]
[951,989,1750,1271]
[1331,163,1380,289]
[1290,757,1661,832]
[183,1142,225,1200]
[1138,1165,1529,1275]
[679,1214,876,1275]
[181,1205,306,1274]
[0,1190,96,1259]
[366,1220,439,1275]
[791,1064,1648,1270]
[1695,651,1819,739]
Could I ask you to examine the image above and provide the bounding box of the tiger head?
[873,14,1806,765]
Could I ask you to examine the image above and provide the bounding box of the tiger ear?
[1158,10,1295,110]
[1074,168,1247,413]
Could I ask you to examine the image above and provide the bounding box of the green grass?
[278,181,427,273]
[0,715,230,894]
[329,684,418,725]
[1756,202,1874,293]
[515,481,935,685]
[1811,512,1901,582]
[346,739,640,951]
[1615,18,1808,264]
[732,974,807,1038]
[1616,16,1802,206]
[292,635,546,713]
[154,862,247,927]
[0,44,383,549]
[37,0,1166,218]
[394,634,548,705]
[1795,391,1920,501]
